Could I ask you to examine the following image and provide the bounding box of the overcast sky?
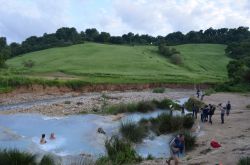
[1,0,250,43]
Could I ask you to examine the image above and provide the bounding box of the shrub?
[179,130,196,151]
[120,121,148,143]
[246,105,250,109]
[140,114,195,135]
[39,155,55,165]
[238,157,250,165]
[152,88,165,93]
[183,115,195,129]
[64,100,71,104]
[154,99,181,110]
[204,88,216,96]
[64,80,89,90]
[184,97,206,112]
[95,156,112,165]
[0,149,36,165]
[137,101,155,113]
[104,103,137,114]
[170,54,183,65]
[146,154,154,160]
[104,136,142,165]
[23,60,35,68]
[104,98,181,114]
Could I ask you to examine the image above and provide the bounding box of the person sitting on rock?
[97,127,106,135]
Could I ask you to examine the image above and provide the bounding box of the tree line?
[0,26,249,58]
[226,39,250,84]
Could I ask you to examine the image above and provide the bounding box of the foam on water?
[0,109,183,158]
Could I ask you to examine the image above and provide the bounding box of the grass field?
[5,42,230,84]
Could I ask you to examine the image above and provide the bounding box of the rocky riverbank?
[0,89,194,116]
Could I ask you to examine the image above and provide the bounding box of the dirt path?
[140,93,250,165]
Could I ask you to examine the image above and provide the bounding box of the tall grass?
[104,98,181,114]
[152,87,165,93]
[179,130,196,151]
[39,155,56,165]
[100,136,142,165]
[0,149,36,165]
[139,114,195,135]
[237,157,250,165]
[184,97,206,112]
[0,149,56,165]
[120,121,148,143]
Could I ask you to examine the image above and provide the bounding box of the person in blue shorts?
[166,134,185,165]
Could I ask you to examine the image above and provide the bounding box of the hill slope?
[6,43,230,84]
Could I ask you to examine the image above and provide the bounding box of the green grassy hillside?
[6,43,230,84]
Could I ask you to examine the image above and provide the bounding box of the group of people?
[40,133,56,144]
[192,100,231,125]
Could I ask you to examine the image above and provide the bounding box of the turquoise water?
[0,110,177,158]
[0,97,190,160]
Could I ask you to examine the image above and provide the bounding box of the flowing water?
[0,98,190,163]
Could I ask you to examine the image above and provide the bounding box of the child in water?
[50,133,56,140]
[40,134,47,144]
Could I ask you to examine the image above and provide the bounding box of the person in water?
[50,133,56,140]
[40,134,47,144]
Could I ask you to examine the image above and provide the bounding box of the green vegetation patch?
[104,98,180,114]
[6,43,229,84]
[0,149,55,165]
[120,121,148,143]
[237,157,250,165]
[96,136,142,165]
[184,97,206,112]
[152,87,165,93]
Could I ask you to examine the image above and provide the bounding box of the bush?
[39,155,55,165]
[153,99,181,110]
[104,103,137,114]
[104,136,142,165]
[246,105,250,109]
[183,115,195,129]
[152,88,165,93]
[0,149,36,165]
[95,156,112,165]
[170,54,183,65]
[137,101,155,113]
[179,130,196,151]
[23,60,35,68]
[237,157,250,165]
[120,121,148,143]
[204,88,216,96]
[104,98,181,114]
[215,82,250,92]
[141,114,195,135]
[184,97,206,112]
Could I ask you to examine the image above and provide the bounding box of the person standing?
[166,134,185,165]
[219,103,225,124]
[226,101,231,116]
[196,89,200,98]
[208,104,215,124]
[192,103,196,118]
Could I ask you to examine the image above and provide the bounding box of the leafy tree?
[85,28,99,41]
[0,37,10,67]
[96,32,110,43]
[227,60,246,83]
